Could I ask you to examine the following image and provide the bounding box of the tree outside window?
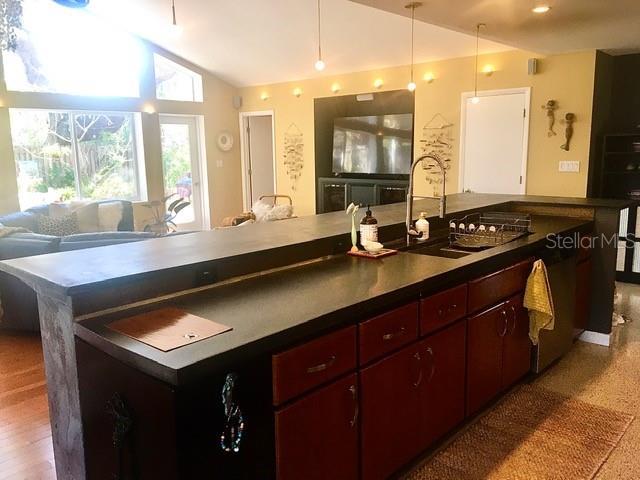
[10,109,144,210]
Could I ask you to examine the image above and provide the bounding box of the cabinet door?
[466,303,506,416]
[418,320,466,450]
[501,294,532,389]
[360,345,422,480]
[379,186,407,205]
[574,259,592,331]
[275,374,359,480]
[320,183,347,213]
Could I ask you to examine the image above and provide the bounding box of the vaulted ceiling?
[85,0,511,87]
[84,0,640,87]
[351,0,640,55]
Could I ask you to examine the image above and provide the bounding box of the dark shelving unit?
[600,134,640,283]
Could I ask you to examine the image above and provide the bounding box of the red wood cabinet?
[360,344,422,480]
[466,302,506,416]
[275,374,359,480]
[418,320,466,449]
[501,294,532,389]
[468,258,533,314]
[359,302,419,365]
[420,284,467,335]
[467,294,532,416]
[272,326,356,406]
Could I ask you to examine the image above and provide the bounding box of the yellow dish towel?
[523,259,555,345]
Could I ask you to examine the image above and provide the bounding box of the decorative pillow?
[37,213,79,237]
[74,203,100,233]
[49,201,99,233]
[98,202,123,232]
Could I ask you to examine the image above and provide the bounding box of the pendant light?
[314,0,325,71]
[169,0,183,37]
[471,23,485,104]
[405,2,421,92]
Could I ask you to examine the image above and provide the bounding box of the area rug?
[406,385,634,480]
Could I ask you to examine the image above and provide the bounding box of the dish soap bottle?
[360,205,378,244]
[415,212,430,241]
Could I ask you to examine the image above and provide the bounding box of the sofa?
[0,200,159,332]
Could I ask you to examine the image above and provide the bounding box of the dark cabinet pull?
[413,352,423,387]
[348,384,359,428]
[382,326,406,341]
[438,304,457,317]
[425,346,436,383]
[498,310,508,337]
[306,355,336,374]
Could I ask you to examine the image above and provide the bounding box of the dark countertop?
[0,193,629,298]
[75,214,592,386]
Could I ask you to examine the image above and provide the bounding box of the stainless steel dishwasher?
[533,245,578,373]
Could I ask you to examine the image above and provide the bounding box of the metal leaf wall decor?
[283,123,304,191]
[420,113,453,194]
[0,0,23,52]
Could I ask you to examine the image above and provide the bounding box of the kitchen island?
[0,193,628,479]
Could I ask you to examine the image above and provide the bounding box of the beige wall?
[0,40,243,227]
[240,50,597,216]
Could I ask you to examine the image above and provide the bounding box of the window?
[2,0,143,97]
[10,109,144,210]
[154,54,203,102]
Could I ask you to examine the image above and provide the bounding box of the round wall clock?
[217,132,234,152]
[53,0,90,7]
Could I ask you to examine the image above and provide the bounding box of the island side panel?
[589,207,621,335]
[36,293,86,480]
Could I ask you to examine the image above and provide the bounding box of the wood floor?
[1,283,638,479]
[0,333,55,480]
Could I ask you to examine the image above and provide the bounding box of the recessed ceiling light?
[532,5,551,13]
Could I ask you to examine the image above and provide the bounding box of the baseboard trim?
[579,330,611,347]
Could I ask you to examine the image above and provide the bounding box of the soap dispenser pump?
[360,205,378,244]
[415,212,430,241]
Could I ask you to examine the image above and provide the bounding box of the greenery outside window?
[10,109,145,210]
[1,0,143,97]
[154,54,203,102]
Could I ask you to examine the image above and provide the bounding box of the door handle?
[348,384,359,428]
[425,346,436,383]
[306,355,336,374]
[413,352,423,387]
[509,305,517,334]
[498,310,508,337]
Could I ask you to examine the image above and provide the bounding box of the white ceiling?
[84,0,512,87]
[351,0,640,55]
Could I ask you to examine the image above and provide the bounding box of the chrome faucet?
[406,153,447,240]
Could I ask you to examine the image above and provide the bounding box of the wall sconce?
[482,65,495,76]
[142,103,156,114]
[331,83,341,94]
[293,88,303,97]
[260,92,269,101]
[373,78,384,89]
[423,72,435,83]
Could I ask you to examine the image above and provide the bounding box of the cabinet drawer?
[420,284,467,335]
[359,302,419,365]
[468,258,533,314]
[273,326,356,406]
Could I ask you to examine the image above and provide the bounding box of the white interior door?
[242,113,275,209]
[460,89,530,194]
[160,115,204,230]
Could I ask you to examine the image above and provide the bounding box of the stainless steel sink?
[402,239,472,259]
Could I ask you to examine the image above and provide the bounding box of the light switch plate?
[559,161,580,173]
[216,160,224,168]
